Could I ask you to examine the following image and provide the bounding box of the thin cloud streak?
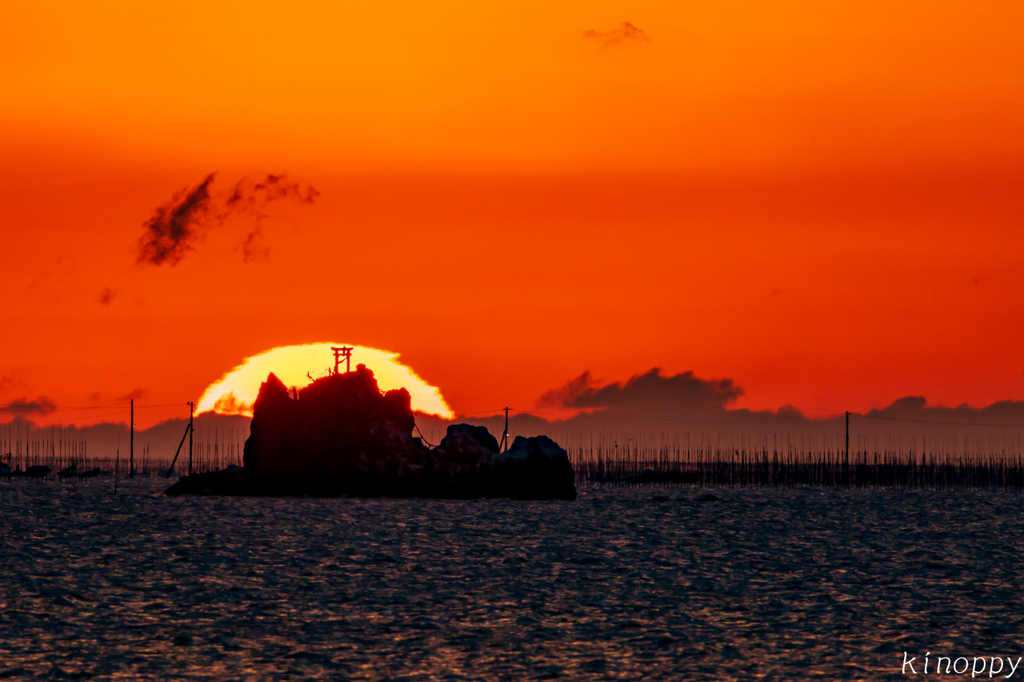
[137,174,215,266]
[136,173,319,266]
[583,22,650,48]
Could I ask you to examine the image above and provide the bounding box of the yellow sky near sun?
[196,344,454,418]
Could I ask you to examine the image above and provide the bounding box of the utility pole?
[845,410,850,487]
[845,411,850,461]
[499,407,509,452]
[188,401,194,475]
[165,405,193,478]
[130,399,134,478]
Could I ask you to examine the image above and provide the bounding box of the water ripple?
[1,482,1022,679]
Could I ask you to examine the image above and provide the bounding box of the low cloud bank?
[866,396,1024,426]
[6,370,1024,462]
[416,368,812,441]
[539,368,745,418]
[0,397,57,416]
[417,369,1024,443]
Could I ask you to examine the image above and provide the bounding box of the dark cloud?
[867,396,1024,426]
[539,368,744,417]
[136,173,319,266]
[137,174,216,266]
[120,388,147,402]
[538,371,595,409]
[0,375,13,392]
[0,397,57,415]
[583,22,650,48]
[225,173,320,209]
[99,287,115,305]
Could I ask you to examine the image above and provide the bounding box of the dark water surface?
[2,480,1023,680]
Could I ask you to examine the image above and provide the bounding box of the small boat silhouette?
[26,465,51,479]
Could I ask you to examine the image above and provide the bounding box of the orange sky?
[2,0,1023,428]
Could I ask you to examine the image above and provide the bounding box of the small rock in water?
[52,595,74,607]
[695,493,720,502]
[651,496,670,502]
[173,634,193,646]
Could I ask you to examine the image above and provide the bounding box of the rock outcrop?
[490,435,578,500]
[167,365,576,500]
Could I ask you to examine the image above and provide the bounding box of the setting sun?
[195,343,453,419]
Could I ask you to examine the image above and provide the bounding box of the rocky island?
[167,364,577,500]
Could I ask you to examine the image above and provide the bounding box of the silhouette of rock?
[168,365,576,500]
[436,424,499,464]
[490,436,576,500]
[242,364,435,496]
[425,429,577,500]
[695,493,720,502]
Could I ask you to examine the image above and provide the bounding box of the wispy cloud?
[225,174,320,263]
[120,388,147,402]
[136,173,319,266]
[583,22,650,48]
[137,174,216,266]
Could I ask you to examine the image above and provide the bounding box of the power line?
[447,408,509,417]
[0,401,129,413]
[456,407,1024,429]
[1,400,193,414]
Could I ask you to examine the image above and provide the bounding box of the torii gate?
[331,346,354,374]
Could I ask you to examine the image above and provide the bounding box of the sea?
[2,479,1022,680]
